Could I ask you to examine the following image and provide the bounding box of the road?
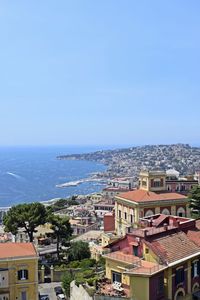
[39,282,62,300]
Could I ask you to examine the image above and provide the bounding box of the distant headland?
[57,143,200,182]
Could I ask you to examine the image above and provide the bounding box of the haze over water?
[0,146,107,207]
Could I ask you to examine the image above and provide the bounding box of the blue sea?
[0,146,108,207]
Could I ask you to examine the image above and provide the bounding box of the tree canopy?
[62,271,74,297]
[68,241,91,261]
[189,186,200,218]
[3,202,48,242]
[51,198,78,212]
[48,214,73,259]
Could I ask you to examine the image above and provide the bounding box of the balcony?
[95,278,130,299]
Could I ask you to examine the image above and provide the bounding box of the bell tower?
[139,170,166,192]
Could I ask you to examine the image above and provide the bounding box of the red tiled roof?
[104,251,140,264]
[103,187,132,192]
[153,215,169,227]
[195,219,200,230]
[187,230,200,247]
[0,243,37,259]
[148,232,200,264]
[186,220,200,247]
[126,260,166,275]
[117,189,187,203]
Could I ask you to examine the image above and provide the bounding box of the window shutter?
[18,270,21,280]
[25,270,28,280]
[197,261,200,275]
[180,268,184,282]
[175,271,178,285]
[192,262,194,278]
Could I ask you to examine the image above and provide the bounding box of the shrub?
[67,260,80,268]
[79,258,96,269]
[62,271,74,297]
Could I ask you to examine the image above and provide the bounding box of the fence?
[94,296,131,300]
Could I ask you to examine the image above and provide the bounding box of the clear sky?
[0,1,200,146]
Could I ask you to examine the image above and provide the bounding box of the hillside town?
[58,144,200,182]
[1,167,200,300]
[1,0,199,299]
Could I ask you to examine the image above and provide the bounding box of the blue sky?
[0,1,200,146]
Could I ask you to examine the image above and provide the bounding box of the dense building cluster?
[1,167,200,300]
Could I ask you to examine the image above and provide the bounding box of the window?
[21,291,27,300]
[130,214,133,223]
[175,268,184,285]
[124,212,127,220]
[133,246,138,256]
[145,248,149,254]
[118,210,121,218]
[192,261,200,278]
[18,270,28,281]
[157,276,164,295]
[142,180,147,186]
[112,271,121,283]
[154,181,160,187]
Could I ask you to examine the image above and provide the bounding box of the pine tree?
[189,186,200,218]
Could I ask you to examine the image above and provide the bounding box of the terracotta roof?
[0,243,37,259]
[103,187,132,192]
[195,219,200,230]
[186,220,200,247]
[104,250,140,264]
[118,189,187,203]
[153,215,169,227]
[148,232,200,264]
[126,260,166,275]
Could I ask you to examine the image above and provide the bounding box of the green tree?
[3,202,48,242]
[49,215,73,259]
[62,270,74,297]
[68,241,91,261]
[189,186,200,218]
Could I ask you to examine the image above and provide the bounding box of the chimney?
[177,219,180,228]
[149,218,153,227]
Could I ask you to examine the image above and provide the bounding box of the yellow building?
[115,170,189,236]
[99,214,200,300]
[0,243,38,300]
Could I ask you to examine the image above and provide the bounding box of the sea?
[0,146,108,207]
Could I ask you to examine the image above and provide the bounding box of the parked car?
[40,295,50,300]
[44,276,51,283]
[57,294,66,300]
[54,286,64,296]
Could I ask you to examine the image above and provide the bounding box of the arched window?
[176,291,184,300]
[177,207,186,217]
[145,210,154,217]
[162,208,170,215]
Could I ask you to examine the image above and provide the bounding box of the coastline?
[0,146,108,207]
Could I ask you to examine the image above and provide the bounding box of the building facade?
[99,214,200,300]
[115,170,190,236]
[0,243,38,300]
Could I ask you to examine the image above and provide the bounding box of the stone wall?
[70,281,93,300]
